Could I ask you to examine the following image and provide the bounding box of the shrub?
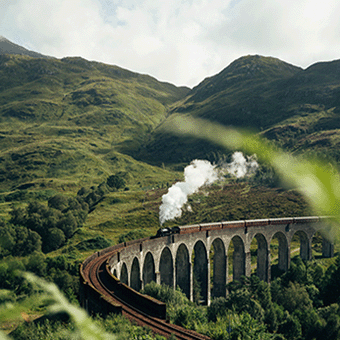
[107,175,125,190]
[42,228,65,253]
[277,312,302,340]
[142,282,189,307]
[75,236,111,251]
[48,194,69,211]
[118,229,149,243]
[14,227,42,256]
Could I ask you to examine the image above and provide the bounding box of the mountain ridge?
[0,35,51,59]
[1,36,340,190]
[190,55,303,101]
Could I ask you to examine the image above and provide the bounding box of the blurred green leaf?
[22,273,116,340]
[0,331,11,340]
[169,116,340,239]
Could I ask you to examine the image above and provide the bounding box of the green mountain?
[172,54,302,128]
[135,55,340,164]
[0,51,189,192]
[261,59,340,160]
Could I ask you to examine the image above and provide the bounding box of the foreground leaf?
[169,116,340,239]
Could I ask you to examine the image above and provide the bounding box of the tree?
[228,312,272,340]
[309,262,324,288]
[107,174,125,190]
[280,282,313,313]
[251,278,278,332]
[282,256,307,285]
[320,255,340,305]
[42,228,65,253]
[224,287,265,322]
[13,227,42,256]
[0,223,16,255]
[48,194,69,211]
[52,270,78,294]
[0,257,32,295]
[294,307,322,340]
[207,297,228,322]
[318,304,340,340]
[9,205,26,226]
[26,251,47,277]
[47,255,69,272]
[7,194,89,254]
[57,211,77,238]
[142,282,189,307]
[27,201,49,216]
[277,312,302,340]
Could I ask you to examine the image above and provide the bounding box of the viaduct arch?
[109,217,334,305]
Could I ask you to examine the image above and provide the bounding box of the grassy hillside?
[0,54,189,192]
[0,53,191,269]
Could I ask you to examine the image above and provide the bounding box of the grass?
[168,182,311,227]
[0,126,180,191]
[0,54,189,192]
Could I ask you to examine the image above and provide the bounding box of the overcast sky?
[1,0,340,87]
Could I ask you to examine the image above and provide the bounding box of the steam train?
[153,216,322,238]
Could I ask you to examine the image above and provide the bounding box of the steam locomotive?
[155,226,180,237]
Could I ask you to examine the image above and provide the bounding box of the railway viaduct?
[108,216,334,306]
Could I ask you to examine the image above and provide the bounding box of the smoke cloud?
[159,152,259,225]
[159,160,218,225]
[225,151,259,178]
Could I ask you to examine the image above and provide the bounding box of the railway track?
[81,248,210,340]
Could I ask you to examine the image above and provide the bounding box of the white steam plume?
[159,152,259,225]
[226,152,259,178]
[159,160,218,225]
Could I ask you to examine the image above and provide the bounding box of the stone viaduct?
[109,216,334,306]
